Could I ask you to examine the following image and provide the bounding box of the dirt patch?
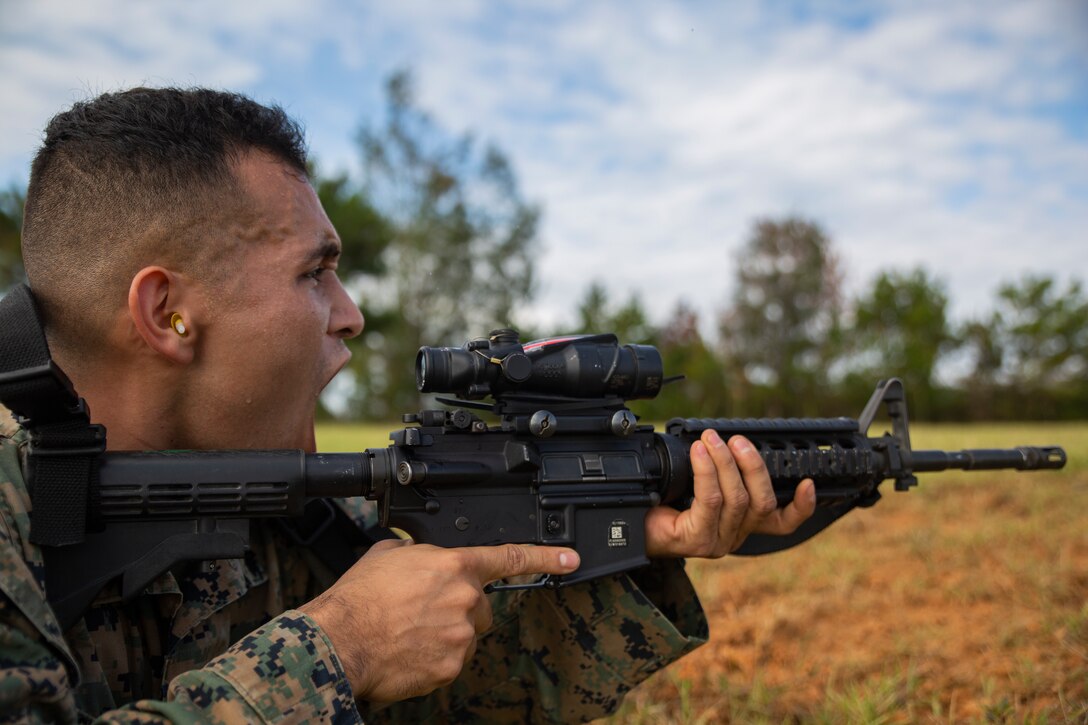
[603,472,1088,723]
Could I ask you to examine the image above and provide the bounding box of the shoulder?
[0,425,68,649]
[0,429,79,719]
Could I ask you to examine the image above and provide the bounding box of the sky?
[2,0,1086,339]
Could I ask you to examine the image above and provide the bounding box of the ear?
[128,266,196,365]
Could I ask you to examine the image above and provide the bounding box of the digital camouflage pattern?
[0,429,708,723]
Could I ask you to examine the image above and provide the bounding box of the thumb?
[464,544,580,585]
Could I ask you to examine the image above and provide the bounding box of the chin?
[290,414,318,452]
[300,425,318,453]
[325,347,353,387]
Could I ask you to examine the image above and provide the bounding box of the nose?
[329,274,365,340]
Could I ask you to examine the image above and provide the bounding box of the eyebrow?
[303,236,342,266]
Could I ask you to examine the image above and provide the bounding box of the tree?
[566,284,733,421]
[719,217,843,416]
[992,275,1087,387]
[573,282,609,335]
[314,172,391,280]
[567,286,737,420]
[0,186,25,293]
[345,71,541,418]
[572,281,656,344]
[960,319,1004,419]
[847,268,957,420]
[637,301,730,421]
[965,275,1088,418]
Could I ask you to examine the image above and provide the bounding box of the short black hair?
[31,87,307,186]
[21,87,309,359]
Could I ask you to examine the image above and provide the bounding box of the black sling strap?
[0,283,104,546]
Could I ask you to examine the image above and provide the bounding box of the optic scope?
[416,329,666,401]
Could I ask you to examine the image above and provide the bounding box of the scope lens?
[416,349,439,391]
[416,346,483,393]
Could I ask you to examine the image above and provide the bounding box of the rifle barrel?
[911,446,1066,472]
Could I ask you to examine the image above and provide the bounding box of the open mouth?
[322,343,354,391]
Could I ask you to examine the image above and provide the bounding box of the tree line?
[1,72,1084,422]
[573,221,1087,423]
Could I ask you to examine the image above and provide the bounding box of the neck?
[66,357,320,453]
[72,359,188,452]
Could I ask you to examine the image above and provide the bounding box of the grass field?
[316,421,1088,723]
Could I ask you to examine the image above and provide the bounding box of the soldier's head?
[22,87,310,359]
[22,88,363,449]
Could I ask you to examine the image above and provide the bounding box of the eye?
[304,267,327,281]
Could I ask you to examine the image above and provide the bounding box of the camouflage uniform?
[0,429,708,723]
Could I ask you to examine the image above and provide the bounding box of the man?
[0,87,815,722]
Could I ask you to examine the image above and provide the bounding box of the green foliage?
[560,222,1088,423]
[314,172,391,278]
[720,217,843,416]
[991,275,1087,387]
[564,285,732,421]
[339,70,541,419]
[847,268,957,419]
[962,275,1088,419]
[573,282,613,337]
[636,302,731,421]
[571,281,656,344]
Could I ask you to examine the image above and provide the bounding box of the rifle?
[0,288,1067,630]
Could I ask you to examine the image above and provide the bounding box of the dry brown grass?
[601,423,1088,724]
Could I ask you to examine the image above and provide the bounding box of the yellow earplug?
[170,313,189,337]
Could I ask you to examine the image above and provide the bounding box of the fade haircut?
[21,87,308,360]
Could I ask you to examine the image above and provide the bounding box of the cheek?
[208,293,330,400]
[268,301,329,377]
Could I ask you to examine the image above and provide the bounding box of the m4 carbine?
[0,289,1067,630]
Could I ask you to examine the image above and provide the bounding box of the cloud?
[383,1,1087,332]
[1,0,1085,340]
[0,0,355,173]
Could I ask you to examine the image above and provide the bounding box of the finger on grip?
[467,544,579,585]
[689,440,726,530]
